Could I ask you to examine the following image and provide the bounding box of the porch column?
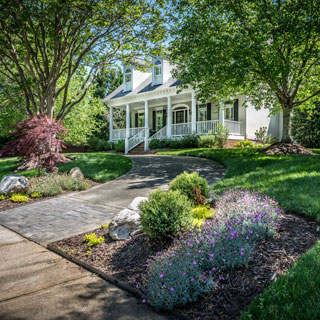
[167,96,172,138]
[144,100,149,151]
[191,92,197,133]
[125,104,130,138]
[219,101,225,126]
[125,104,130,154]
[109,107,113,142]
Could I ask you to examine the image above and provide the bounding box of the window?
[225,102,234,120]
[156,110,163,131]
[124,68,132,91]
[198,104,207,122]
[153,60,162,85]
[138,113,144,127]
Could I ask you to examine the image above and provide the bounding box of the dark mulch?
[50,212,319,320]
[259,142,317,155]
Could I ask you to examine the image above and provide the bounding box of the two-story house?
[103,57,282,154]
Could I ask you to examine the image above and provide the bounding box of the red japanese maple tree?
[0,115,69,174]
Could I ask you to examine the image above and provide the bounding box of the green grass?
[241,240,320,320]
[158,148,320,220]
[0,152,132,183]
[159,147,320,319]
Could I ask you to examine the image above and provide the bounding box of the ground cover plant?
[0,152,132,182]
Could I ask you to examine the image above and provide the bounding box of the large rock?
[0,175,30,195]
[127,196,148,212]
[108,197,148,241]
[69,167,84,179]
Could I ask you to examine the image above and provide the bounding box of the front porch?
[109,92,244,154]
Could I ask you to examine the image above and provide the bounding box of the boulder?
[108,197,148,241]
[0,175,30,195]
[127,196,148,212]
[69,167,84,179]
[108,208,142,240]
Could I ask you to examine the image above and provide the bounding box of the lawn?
[0,152,132,183]
[159,148,320,221]
[159,147,320,320]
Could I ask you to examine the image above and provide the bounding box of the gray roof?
[104,76,182,101]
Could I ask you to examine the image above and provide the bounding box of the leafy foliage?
[169,171,209,205]
[199,135,216,148]
[255,127,272,144]
[87,136,112,152]
[192,205,214,220]
[30,192,42,198]
[0,115,68,174]
[139,189,193,239]
[235,140,255,148]
[10,194,29,203]
[114,140,125,152]
[169,0,320,142]
[0,194,8,200]
[215,124,229,148]
[291,101,320,148]
[83,233,105,248]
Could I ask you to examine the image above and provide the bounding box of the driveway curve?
[67,155,226,210]
[0,155,225,244]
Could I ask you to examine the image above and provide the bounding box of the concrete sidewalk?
[0,226,167,320]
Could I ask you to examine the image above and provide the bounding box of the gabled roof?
[103,76,182,102]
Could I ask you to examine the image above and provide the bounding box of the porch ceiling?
[113,92,192,110]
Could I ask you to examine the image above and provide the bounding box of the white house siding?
[246,102,281,140]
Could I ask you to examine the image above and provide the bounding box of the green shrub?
[30,191,42,198]
[10,193,29,203]
[169,171,209,205]
[88,136,111,152]
[114,139,125,152]
[148,138,171,149]
[0,194,8,200]
[235,140,255,148]
[83,233,105,247]
[179,134,200,148]
[255,126,272,144]
[139,189,193,239]
[199,135,216,148]
[214,124,230,148]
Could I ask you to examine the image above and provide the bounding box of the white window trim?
[124,67,133,92]
[152,59,163,86]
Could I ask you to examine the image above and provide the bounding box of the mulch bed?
[259,143,317,155]
[50,212,319,320]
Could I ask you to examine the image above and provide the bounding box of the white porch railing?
[171,122,192,136]
[196,120,219,135]
[224,120,242,135]
[130,127,143,137]
[148,125,168,141]
[112,129,126,141]
[125,127,145,154]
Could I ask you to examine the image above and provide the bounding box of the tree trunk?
[281,106,293,143]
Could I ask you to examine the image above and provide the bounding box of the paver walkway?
[0,155,225,245]
[0,226,166,320]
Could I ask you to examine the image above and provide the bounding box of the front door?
[175,109,188,124]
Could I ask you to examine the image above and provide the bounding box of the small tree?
[0,115,68,175]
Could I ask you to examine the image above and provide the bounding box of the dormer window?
[124,68,132,91]
[153,59,162,85]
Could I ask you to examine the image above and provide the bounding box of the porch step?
[128,142,145,155]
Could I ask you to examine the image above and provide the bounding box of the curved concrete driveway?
[0,155,225,244]
[67,155,226,210]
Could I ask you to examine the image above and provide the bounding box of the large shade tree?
[169,0,320,142]
[0,0,165,120]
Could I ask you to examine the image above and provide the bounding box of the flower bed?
[50,187,319,319]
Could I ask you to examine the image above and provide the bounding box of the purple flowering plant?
[141,188,281,311]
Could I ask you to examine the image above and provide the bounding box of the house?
[103,57,282,154]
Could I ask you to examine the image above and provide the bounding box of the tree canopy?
[0,0,165,120]
[169,0,320,142]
